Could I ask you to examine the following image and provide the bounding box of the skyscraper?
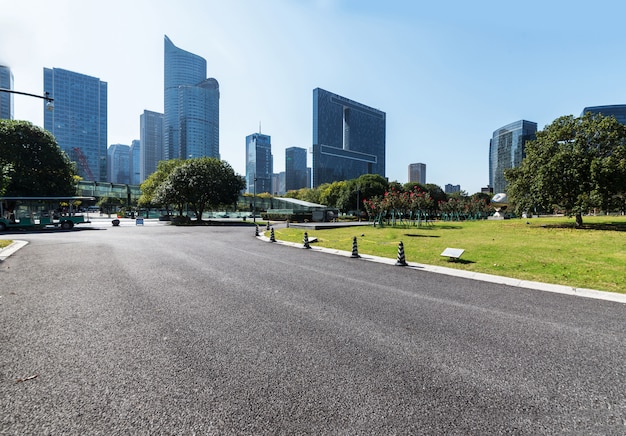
[408,163,426,184]
[312,88,385,187]
[44,68,108,181]
[130,139,141,185]
[164,35,219,161]
[489,120,537,194]
[140,110,163,182]
[581,104,626,125]
[246,132,273,194]
[107,143,131,184]
[285,147,308,191]
[0,65,13,120]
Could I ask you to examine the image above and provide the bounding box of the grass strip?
[274,216,626,294]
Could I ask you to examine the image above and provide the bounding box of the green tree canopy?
[318,181,347,209]
[0,120,76,196]
[155,157,245,220]
[505,113,626,227]
[338,173,389,214]
[138,159,185,207]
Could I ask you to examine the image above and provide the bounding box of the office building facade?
[0,65,13,119]
[164,35,219,161]
[130,139,141,185]
[107,143,131,184]
[44,67,108,182]
[140,110,164,182]
[489,120,537,194]
[408,163,426,184]
[312,88,385,187]
[581,104,626,125]
[445,184,461,194]
[245,133,273,194]
[285,146,308,191]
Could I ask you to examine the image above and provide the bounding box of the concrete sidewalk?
[0,240,29,262]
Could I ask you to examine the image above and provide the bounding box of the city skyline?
[3,1,626,194]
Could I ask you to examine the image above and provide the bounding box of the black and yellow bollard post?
[270,227,276,242]
[351,236,360,258]
[303,232,311,249]
[395,241,407,266]
[255,225,259,237]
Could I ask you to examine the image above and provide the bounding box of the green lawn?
[0,240,11,250]
[273,216,626,294]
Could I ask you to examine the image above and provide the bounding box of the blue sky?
[2,0,626,194]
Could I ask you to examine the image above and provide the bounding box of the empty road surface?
[1,223,625,434]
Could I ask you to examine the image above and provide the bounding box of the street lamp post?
[356,186,360,221]
[253,174,257,224]
[0,88,54,111]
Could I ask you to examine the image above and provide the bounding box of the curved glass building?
[489,120,537,194]
[581,104,626,125]
[164,35,219,160]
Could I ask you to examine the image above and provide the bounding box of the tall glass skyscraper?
[130,139,141,185]
[489,120,537,194]
[285,147,308,191]
[164,35,219,161]
[107,143,131,184]
[581,104,626,125]
[246,133,273,194]
[0,65,13,120]
[44,68,108,182]
[312,88,385,187]
[140,110,163,182]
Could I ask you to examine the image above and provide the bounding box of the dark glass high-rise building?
[285,147,308,191]
[130,139,141,185]
[0,65,13,120]
[44,67,108,182]
[246,133,273,194]
[140,110,163,182]
[312,88,385,187]
[489,120,537,194]
[581,104,626,124]
[164,35,219,160]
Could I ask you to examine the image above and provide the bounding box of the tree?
[422,183,447,206]
[0,120,76,196]
[318,181,347,209]
[156,157,245,221]
[506,113,626,227]
[138,159,185,208]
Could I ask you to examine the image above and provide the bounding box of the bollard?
[303,232,311,249]
[395,241,407,266]
[255,225,259,237]
[270,227,276,242]
[266,221,270,231]
[350,236,360,258]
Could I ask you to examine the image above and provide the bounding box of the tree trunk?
[575,213,583,228]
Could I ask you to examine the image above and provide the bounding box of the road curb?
[258,232,626,305]
[0,240,29,261]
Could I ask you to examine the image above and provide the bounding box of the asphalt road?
[1,222,625,434]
